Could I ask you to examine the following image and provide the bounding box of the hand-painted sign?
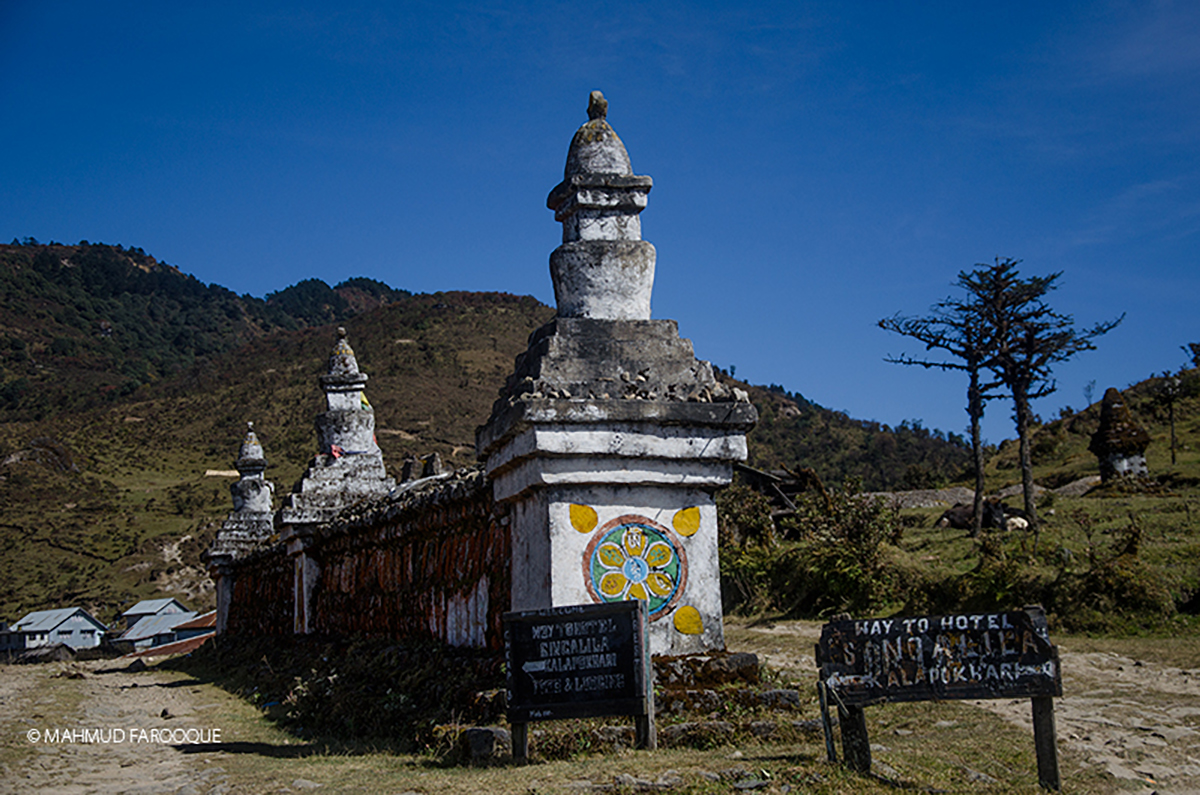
[817,607,1062,706]
[504,600,652,723]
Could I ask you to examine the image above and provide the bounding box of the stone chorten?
[279,327,395,633]
[227,422,275,523]
[280,327,394,525]
[204,422,277,634]
[1088,387,1151,481]
[477,92,757,655]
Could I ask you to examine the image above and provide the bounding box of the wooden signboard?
[817,607,1062,705]
[503,600,655,758]
[817,606,1062,790]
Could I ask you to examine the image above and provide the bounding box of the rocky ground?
[973,649,1200,792]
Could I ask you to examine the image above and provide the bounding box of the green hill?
[981,366,1200,493]
[736,380,972,490]
[0,289,553,625]
[0,241,985,625]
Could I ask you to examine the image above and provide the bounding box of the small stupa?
[203,422,277,634]
[1088,387,1151,481]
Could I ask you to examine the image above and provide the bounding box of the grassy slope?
[982,371,1200,493]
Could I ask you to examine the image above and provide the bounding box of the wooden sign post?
[503,600,655,759]
[816,606,1062,790]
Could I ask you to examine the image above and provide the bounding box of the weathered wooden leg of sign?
[1032,696,1060,791]
[511,721,529,761]
[635,713,657,750]
[635,600,657,750]
[817,681,838,763]
[838,705,871,774]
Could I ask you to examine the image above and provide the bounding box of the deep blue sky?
[3,1,1197,444]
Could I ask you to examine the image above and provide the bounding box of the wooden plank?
[511,721,529,761]
[838,704,872,774]
[1032,696,1061,791]
[817,680,838,764]
[635,713,657,751]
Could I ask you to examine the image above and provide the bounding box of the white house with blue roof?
[114,598,197,650]
[1,607,107,650]
[116,611,198,650]
[120,598,189,631]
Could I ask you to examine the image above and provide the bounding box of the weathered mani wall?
[226,544,292,636]
[309,469,510,650]
[223,468,510,650]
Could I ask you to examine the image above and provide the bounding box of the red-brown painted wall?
[226,544,292,636]
[222,471,512,650]
[311,483,511,650]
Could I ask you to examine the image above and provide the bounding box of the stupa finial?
[587,90,608,121]
[236,420,266,475]
[327,327,360,376]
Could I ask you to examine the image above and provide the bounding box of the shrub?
[716,482,776,547]
[1048,521,1176,632]
[721,479,901,617]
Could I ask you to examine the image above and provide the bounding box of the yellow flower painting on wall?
[582,513,687,620]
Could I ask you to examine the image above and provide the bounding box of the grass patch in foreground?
[156,623,1117,793]
[185,699,1116,794]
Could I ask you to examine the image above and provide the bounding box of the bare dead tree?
[880,294,999,538]
[960,259,1123,551]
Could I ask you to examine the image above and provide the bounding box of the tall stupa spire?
[546,91,656,320]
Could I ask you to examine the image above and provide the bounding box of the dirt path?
[973,648,1200,794]
[1,659,232,794]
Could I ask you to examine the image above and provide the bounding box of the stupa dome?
[563,91,634,177]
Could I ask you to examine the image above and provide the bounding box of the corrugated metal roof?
[12,608,106,633]
[172,611,216,630]
[125,631,214,658]
[118,611,197,642]
[121,598,188,617]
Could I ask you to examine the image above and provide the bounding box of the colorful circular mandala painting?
[583,515,687,620]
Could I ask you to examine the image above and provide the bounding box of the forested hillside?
[0,241,407,420]
[738,381,972,490]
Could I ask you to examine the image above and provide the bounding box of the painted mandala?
[583,514,687,619]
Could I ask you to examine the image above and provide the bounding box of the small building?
[120,598,189,631]
[2,607,107,651]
